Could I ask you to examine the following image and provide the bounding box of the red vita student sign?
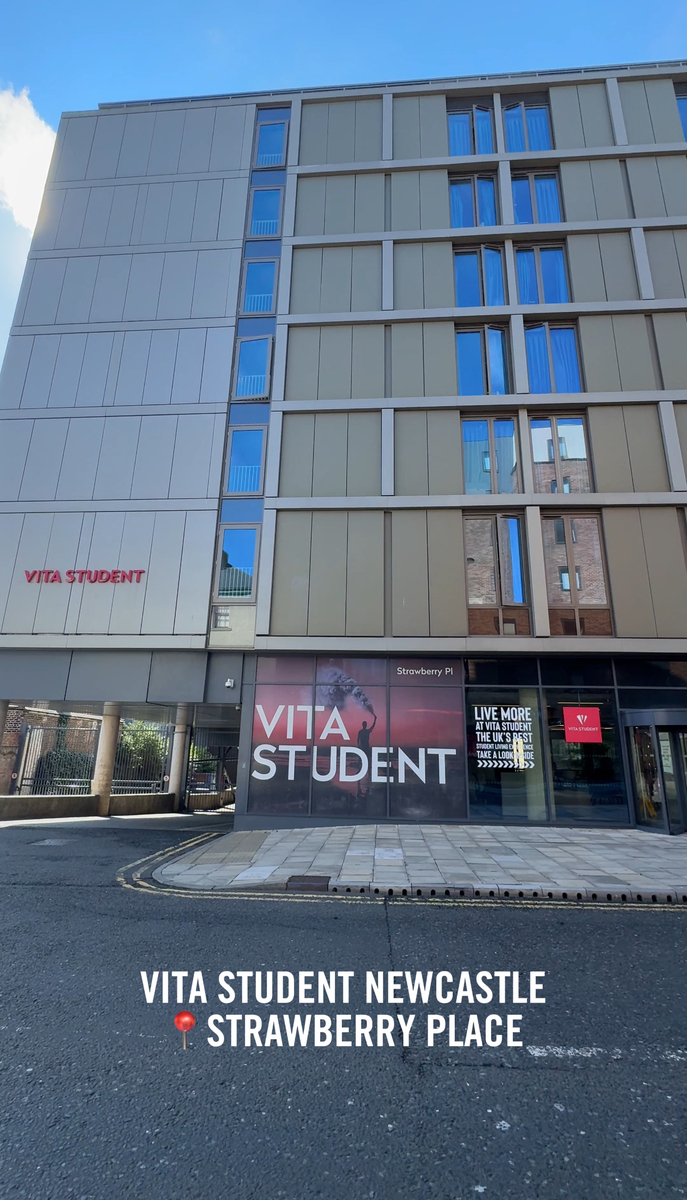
[563,707,603,743]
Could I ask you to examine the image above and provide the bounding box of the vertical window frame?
[456,325,511,396]
[214,523,261,604]
[253,117,290,169]
[454,245,507,307]
[502,101,553,152]
[516,244,569,305]
[543,513,611,635]
[224,425,267,498]
[240,255,279,316]
[464,512,530,635]
[449,174,500,228]
[232,335,273,400]
[447,104,495,156]
[247,185,284,239]
[530,413,592,494]
[524,322,583,394]
[511,171,563,224]
[461,414,521,495]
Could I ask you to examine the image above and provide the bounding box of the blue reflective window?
[256,123,286,166]
[228,429,263,493]
[534,175,561,222]
[501,516,525,604]
[475,108,494,153]
[243,261,276,312]
[219,528,257,598]
[540,248,568,302]
[250,190,281,236]
[512,177,533,224]
[494,419,518,494]
[483,248,504,305]
[525,325,552,392]
[550,327,581,392]
[477,178,497,225]
[221,499,264,523]
[504,106,526,151]
[456,331,485,395]
[455,253,481,306]
[450,180,474,227]
[257,107,290,122]
[462,420,491,494]
[526,107,551,150]
[678,96,687,139]
[516,249,539,302]
[448,112,472,155]
[235,339,269,396]
[487,327,507,395]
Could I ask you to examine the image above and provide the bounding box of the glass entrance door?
[627,724,687,834]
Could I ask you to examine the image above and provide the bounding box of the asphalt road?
[1,816,685,1200]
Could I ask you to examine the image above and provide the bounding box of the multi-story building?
[2,61,687,833]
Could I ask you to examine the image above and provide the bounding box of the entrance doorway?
[625,711,687,834]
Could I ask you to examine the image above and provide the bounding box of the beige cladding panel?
[395,410,429,495]
[567,234,606,301]
[640,507,687,637]
[657,156,687,215]
[318,326,352,400]
[587,406,633,491]
[393,95,448,159]
[293,173,386,236]
[619,79,684,145]
[391,510,429,635]
[391,322,423,397]
[598,233,638,300]
[612,315,657,390]
[645,230,687,298]
[393,242,454,308]
[394,243,424,309]
[550,84,613,148]
[284,326,320,401]
[590,159,631,220]
[578,316,621,391]
[270,511,312,635]
[549,86,585,149]
[652,312,687,389]
[351,325,385,399]
[312,413,348,495]
[294,176,326,236]
[674,403,687,464]
[627,156,667,217]
[427,409,462,494]
[299,100,382,165]
[560,161,597,221]
[623,405,670,491]
[319,247,354,313]
[602,507,656,636]
[391,170,450,231]
[289,247,322,313]
[279,413,315,496]
[423,322,458,396]
[346,412,382,495]
[345,511,384,635]
[279,411,381,497]
[428,509,468,636]
[323,175,355,233]
[307,511,347,635]
[285,324,385,402]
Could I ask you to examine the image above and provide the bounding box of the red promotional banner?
[563,707,602,743]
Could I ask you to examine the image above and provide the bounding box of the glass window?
[463,417,519,495]
[450,177,497,228]
[525,324,581,393]
[531,415,590,494]
[464,514,529,635]
[454,246,505,306]
[229,402,270,425]
[250,189,281,236]
[545,691,628,824]
[512,174,562,224]
[516,246,568,303]
[227,429,264,493]
[234,338,270,397]
[467,686,547,822]
[542,514,611,635]
[220,498,264,522]
[503,102,552,152]
[243,261,276,313]
[678,95,687,140]
[448,107,494,155]
[218,528,257,598]
[456,327,509,395]
[256,122,286,166]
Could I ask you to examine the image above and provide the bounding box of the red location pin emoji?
[174,1010,196,1050]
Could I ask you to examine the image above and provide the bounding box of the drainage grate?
[286,875,331,893]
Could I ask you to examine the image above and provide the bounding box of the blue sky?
[1,0,686,357]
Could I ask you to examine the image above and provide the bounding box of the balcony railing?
[236,373,267,397]
[228,464,261,492]
[244,293,274,313]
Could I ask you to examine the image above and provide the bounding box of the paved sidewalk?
[154,824,687,898]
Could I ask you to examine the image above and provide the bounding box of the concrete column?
[168,704,191,812]
[92,703,121,817]
[525,506,551,638]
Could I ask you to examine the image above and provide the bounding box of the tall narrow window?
[450,176,498,228]
[462,416,520,494]
[250,189,282,236]
[464,514,529,634]
[503,102,552,151]
[530,415,591,493]
[455,246,505,306]
[227,429,264,494]
[255,118,288,167]
[243,260,276,313]
[525,324,581,393]
[542,515,611,635]
[448,105,494,155]
[218,528,258,599]
[234,338,270,397]
[675,86,687,138]
[456,327,509,395]
[512,173,562,224]
[516,246,569,303]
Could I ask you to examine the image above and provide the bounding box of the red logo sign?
[24,570,145,584]
[563,707,602,743]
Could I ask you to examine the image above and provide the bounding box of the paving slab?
[152,823,687,895]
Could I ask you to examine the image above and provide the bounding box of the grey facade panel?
[65,650,152,701]
[0,649,72,701]
[148,650,207,702]
[205,652,244,703]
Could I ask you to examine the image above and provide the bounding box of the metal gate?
[11,721,99,795]
[112,721,172,794]
[186,727,239,809]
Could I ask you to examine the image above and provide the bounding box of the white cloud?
[0,87,55,232]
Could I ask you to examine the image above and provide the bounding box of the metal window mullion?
[529,173,538,223]
[534,247,545,306]
[482,327,490,396]
[493,513,504,611]
[544,321,557,395]
[562,514,581,629]
[487,418,498,494]
[550,414,565,492]
[478,244,486,305]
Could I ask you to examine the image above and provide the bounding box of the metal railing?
[243,293,273,312]
[235,373,267,397]
[228,464,261,492]
[251,219,279,235]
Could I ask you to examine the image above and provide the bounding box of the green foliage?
[115,721,167,781]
